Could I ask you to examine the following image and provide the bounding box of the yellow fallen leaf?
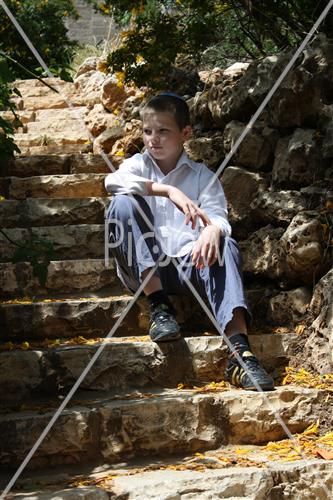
[21,341,30,350]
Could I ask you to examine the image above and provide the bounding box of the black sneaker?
[149,303,181,342]
[226,352,274,391]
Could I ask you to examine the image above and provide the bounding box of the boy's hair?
[140,93,190,130]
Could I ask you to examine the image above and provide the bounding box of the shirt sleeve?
[198,166,232,237]
[104,154,150,195]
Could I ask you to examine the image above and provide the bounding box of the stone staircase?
[0,79,332,499]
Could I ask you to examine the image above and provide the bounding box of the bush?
[0,58,21,162]
[0,0,78,80]
[90,0,333,89]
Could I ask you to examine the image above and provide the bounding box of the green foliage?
[0,0,79,81]
[11,233,56,287]
[91,0,333,89]
[0,58,21,161]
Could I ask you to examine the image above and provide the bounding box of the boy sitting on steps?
[104,93,274,391]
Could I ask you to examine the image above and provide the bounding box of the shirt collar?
[143,149,198,173]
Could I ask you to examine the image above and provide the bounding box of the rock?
[304,269,333,374]
[0,224,105,262]
[0,197,109,228]
[75,71,106,107]
[272,129,324,189]
[223,121,278,170]
[267,287,312,326]
[110,461,333,500]
[221,166,267,237]
[223,62,250,76]
[280,211,325,284]
[251,191,308,227]
[121,92,146,121]
[74,56,100,78]
[93,127,125,154]
[6,173,107,199]
[0,258,119,297]
[109,120,143,165]
[239,225,285,280]
[1,386,321,468]
[199,66,225,85]
[85,103,123,137]
[184,132,224,169]
[0,350,43,404]
[100,76,132,113]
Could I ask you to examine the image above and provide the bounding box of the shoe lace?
[151,304,174,323]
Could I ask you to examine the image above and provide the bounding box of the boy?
[104,93,274,391]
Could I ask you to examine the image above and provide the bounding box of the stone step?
[0,293,141,340]
[1,174,106,199]
[13,131,89,148]
[0,197,110,228]
[34,107,87,122]
[0,334,296,404]
[11,93,86,110]
[4,458,333,499]
[0,224,105,262]
[1,154,110,177]
[13,78,76,96]
[0,385,324,471]
[26,119,86,134]
[0,258,119,298]
[16,142,91,156]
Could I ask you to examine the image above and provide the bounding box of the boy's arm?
[146,181,211,229]
[104,154,150,195]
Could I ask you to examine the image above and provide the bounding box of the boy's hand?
[191,225,221,268]
[167,186,211,229]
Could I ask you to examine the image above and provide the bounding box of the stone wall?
[65,0,117,44]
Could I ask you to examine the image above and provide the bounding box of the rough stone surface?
[304,269,333,374]
[0,350,43,404]
[221,166,267,235]
[100,76,132,113]
[0,258,119,297]
[251,190,308,227]
[223,121,277,170]
[110,461,333,500]
[280,211,325,284]
[0,295,140,340]
[6,174,107,199]
[92,127,125,155]
[85,104,124,137]
[272,129,324,189]
[267,287,312,326]
[184,133,224,170]
[0,197,110,228]
[0,224,105,262]
[239,226,285,280]
[0,387,323,469]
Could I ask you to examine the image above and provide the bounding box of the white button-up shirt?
[104,150,231,256]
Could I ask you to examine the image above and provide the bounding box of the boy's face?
[142,111,191,168]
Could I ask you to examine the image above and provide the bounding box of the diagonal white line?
[0,261,161,499]
[171,254,332,499]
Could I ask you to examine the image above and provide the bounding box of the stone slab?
[0,224,105,262]
[0,335,293,404]
[5,174,106,199]
[0,294,140,340]
[0,387,324,470]
[0,258,118,297]
[14,131,89,147]
[5,459,333,499]
[110,460,333,499]
[1,154,110,177]
[0,197,110,228]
